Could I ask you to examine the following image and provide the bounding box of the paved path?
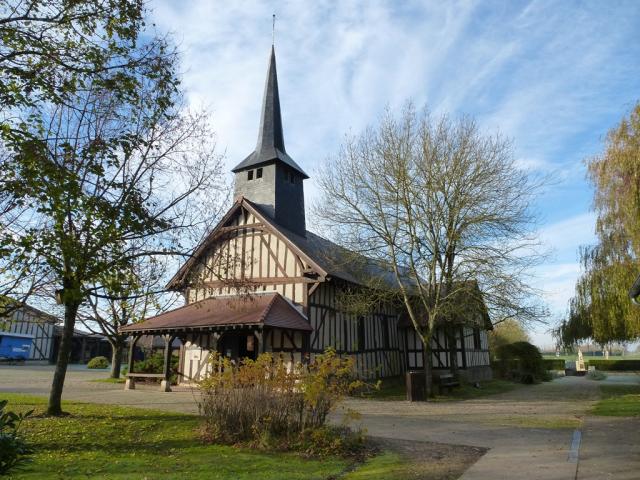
[2,365,639,479]
[578,416,640,480]
[340,376,640,480]
[0,364,200,414]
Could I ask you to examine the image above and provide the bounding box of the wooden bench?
[125,373,171,392]
[434,373,460,394]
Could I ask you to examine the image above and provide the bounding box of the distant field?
[542,353,640,361]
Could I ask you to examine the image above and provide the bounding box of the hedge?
[87,356,109,369]
[543,358,566,370]
[493,341,548,383]
[131,352,179,384]
[587,359,640,371]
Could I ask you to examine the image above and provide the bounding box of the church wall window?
[247,170,254,181]
[256,167,263,178]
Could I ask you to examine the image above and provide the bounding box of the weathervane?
[272,14,276,46]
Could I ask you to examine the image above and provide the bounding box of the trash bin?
[406,370,426,402]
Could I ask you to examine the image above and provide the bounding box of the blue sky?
[151,0,640,348]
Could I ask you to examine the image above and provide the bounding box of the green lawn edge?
[592,384,640,417]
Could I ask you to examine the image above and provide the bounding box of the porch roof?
[119,292,312,335]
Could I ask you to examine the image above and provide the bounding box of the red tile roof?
[119,293,311,334]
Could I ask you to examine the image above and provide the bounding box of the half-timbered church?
[121,47,493,386]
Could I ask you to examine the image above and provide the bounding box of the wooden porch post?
[302,331,311,365]
[459,326,467,369]
[210,332,220,352]
[160,334,175,392]
[79,337,87,364]
[124,334,141,390]
[255,329,265,354]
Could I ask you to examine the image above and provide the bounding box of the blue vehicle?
[0,332,33,362]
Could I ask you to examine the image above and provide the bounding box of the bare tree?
[315,104,546,397]
[79,256,180,379]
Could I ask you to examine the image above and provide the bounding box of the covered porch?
[119,292,312,391]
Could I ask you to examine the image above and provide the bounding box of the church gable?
[174,200,324,306]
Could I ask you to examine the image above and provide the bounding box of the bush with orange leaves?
[197,348,367,455]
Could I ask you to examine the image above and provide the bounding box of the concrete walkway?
[1,365,639,479]
[578,416,640,480]
[341,376,640,480]
[0,364,200,414]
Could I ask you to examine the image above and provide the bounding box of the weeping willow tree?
[559,102,640,347]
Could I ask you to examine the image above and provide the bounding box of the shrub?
[493,341,547,383]
[198,349,366,456]
[543,358,566,370]
[133,352,179,384]
[0,400,33,475]
[87,356,109,369]
[587,359,640,371]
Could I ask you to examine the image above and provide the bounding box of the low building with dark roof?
[0,303,59,362]
[120,46,493,386]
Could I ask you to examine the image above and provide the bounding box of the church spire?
[256,46,286,155]
[232,44,308,237]
[232,47,308,178]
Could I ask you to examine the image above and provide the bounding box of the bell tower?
[232,47,308,237]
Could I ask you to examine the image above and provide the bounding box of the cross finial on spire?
[272,14,276,46]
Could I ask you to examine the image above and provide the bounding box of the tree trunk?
[47,301,79,416]
[423,344,433,400]
[110,339,124,379]
[447,326,459,379]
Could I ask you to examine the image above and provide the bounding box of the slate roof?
[396,281,493,330]
[247,200,411,287]
[231,47,308,178]
[119,292,312,334]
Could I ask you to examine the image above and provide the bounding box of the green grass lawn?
[358,376,520,402]
[2,393,399,480]
[592,384,640,417]
[343,451,407,479]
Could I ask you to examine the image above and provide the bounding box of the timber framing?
[167,198,328,291]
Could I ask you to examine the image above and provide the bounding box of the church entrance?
[218,332,259,362]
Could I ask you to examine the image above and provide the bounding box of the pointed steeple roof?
[232,47,308,178]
